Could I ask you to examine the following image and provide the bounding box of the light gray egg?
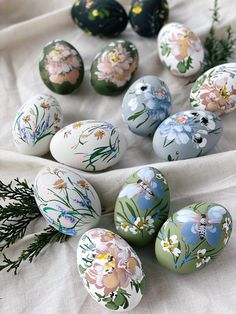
[122,75,172,136]
[153,110,223,161]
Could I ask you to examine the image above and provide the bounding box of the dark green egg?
[129,0,169,37]
[71,0,128,38]
[90,40,139,96]
[39,40,84,95]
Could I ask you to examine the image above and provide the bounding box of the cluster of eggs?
[33,164,232,311]
[10,0,236,311]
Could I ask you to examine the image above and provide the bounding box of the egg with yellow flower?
[50,120,127,171]
[90,40,139,96]
[12,94,63,156]
[77,228,145,310]
[34,166,102,236]
[129,0,169,37]
[71,0,128,37]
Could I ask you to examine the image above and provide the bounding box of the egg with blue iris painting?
[114,167,170,246]
[155,202,232,274]
[34,166,102,236]
[12,94,63,156]
[153,110,223,161]
[122,75,172,136]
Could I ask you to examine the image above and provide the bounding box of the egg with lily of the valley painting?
[122,75,172,136]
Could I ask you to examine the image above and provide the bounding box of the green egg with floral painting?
[155,202,232,274]
[129,0,169,37]
[114,167,170,247]
[39,40,84,95]
[90,40,139,96]
[71,0,128,37]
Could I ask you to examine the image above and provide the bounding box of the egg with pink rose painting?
[157,23,204,77]
[90,40,139,96]
[77,228,145,311]
[190,63,236,114]
[39,39,84,95]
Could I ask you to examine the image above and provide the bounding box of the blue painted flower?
[159,112,196,145]
[119,167,164,211]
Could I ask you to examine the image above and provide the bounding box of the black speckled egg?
[39,40,84,95]
[71,0,128,38]
[129,0,169,37]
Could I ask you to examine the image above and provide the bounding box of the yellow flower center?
[121,223,127,229]
[219,85,230,99]
[169,239,173,245]
[73,122,82,128]
[136,220,143,229]
[169,247,174,253]
[92,9,99,16]
[132,6,142,14]
[163,242,169,247]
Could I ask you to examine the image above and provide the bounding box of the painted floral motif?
[45,42,81,85]
[196,249,211,268]
[34,167,101,236]
[125,79,171,132]
[95,42,138,87]
[129,0,169,37]
[158,23,203,75]
[13,95,62,146]
[190,64,236,114]
[77,228,145,311]
[157,110,222,160]
[156,203,232,273]
[62,121,121,171]
[161,235,181,257]
[115,167,170,246]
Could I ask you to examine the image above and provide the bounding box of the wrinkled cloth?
[0,0,236,313]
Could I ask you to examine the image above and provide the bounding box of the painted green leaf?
[79,264,86,274]
[105,301,119,310]
[114,293,125,306]
[140,278,145,295]
[125,202,137,219]
[128,108,145,121]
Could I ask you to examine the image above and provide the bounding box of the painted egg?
[129,0,169,37]
[71,0,128,38]
[34,166,101,236]
[77,228,145,311]
[190,63,236,114]
[39,40,84,95]
[122,75,172,136]
[153,110,223,161]
[90,40,139,96]
[157,23,204,77]
[12,94,63,156]
[155,202,232,274]
[114,167,170,247]
[50,120,127,172]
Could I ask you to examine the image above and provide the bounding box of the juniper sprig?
[0,178,40,251]
[0,226,68,274]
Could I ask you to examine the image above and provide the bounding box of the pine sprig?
[0,226,69,274]
[0,178,41,250]
[203,0,236,72]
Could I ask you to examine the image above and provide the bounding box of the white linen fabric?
[0,1,236,313]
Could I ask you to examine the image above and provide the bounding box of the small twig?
[0,226,69,274]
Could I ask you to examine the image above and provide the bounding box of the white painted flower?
[196,249,211,268]
[192,129,208,149]
[130,225,138,234]
[120,222,129,232]
[161,235,181,257]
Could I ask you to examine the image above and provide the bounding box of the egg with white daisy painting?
[114,166,170,246]
[122,75,172,136]
[155,202,232,274]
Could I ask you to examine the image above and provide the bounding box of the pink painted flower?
[46,43,80,85]
[169,28,201,61]
[199,77,236,113]
[84,241,143,295]
[95,44,138,87]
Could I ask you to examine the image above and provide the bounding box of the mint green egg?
[155,202,232,274]
[114,166,170,247]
